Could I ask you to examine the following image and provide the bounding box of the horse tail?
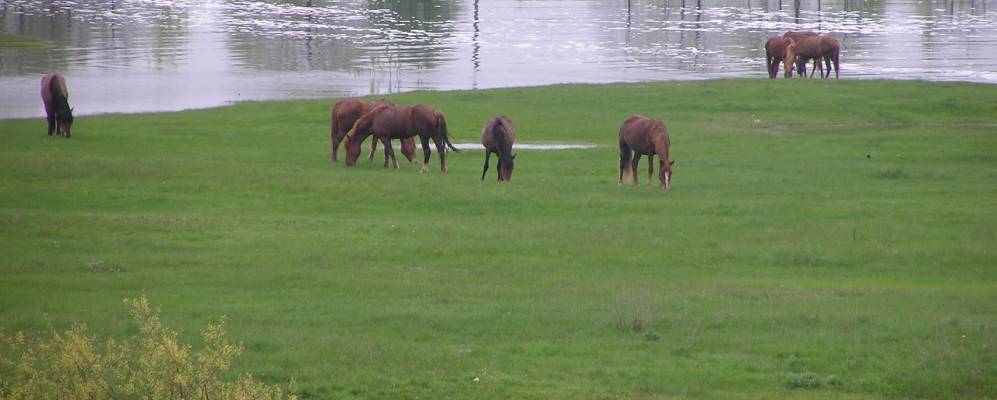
[833,45,840,79]
[436,111,460,153]
[618,122,632,183]
[764,42,774,78]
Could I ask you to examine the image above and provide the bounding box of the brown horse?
[343,104,459,172]
[41,74,74,138]
[330,98,417,163]
[480,116,517,182]
[794,35,841,79]
[783,31,818,77]
[765,37,797,79]
[618,115,674,190]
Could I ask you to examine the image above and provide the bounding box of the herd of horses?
[39,30,842,190]
[765,31,841,79]
[328,98,675,188]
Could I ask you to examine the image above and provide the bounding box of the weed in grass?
[87,260,123,273]
[784,372,843,389]
[611,290,652,333]
[875,167,909,179]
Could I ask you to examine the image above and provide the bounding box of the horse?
[783,31,818,77]
[764,37,797,79]
[329,98,417,163]
[619,115,674,190]
[343,104,460,172]
[40,74,74,138]
[794,35,841,79]
[480,116,517,182]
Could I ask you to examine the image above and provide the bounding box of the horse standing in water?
[618,115,674,190]
[480,116,517,182]
[329,98,417,163]
[765,37,797,79]
[40,74,74,138]
[343,104,459,172]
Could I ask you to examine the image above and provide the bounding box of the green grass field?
[1,80,996,399]
[0,33,50,49]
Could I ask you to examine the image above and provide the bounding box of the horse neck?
[652,130,670,167]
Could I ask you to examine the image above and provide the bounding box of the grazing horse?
[618,115,674,190]
[343,104,460,172]
[40,74,74,138]
[783,31,818,77]
[765,37,797,79]
[480,116,517,182]
[795,35,841,79]
[330,98,417,163]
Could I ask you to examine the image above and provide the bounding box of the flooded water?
[1,0,996,118]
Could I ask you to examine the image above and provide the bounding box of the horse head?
[56,100,74,137]
[499,153,515,182]
[784,38,797,78]
[343,105,386,166]
[659,160,675,190]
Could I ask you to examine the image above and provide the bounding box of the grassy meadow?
[1,79,996,399]
[0,33,50,49]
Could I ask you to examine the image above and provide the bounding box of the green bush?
[0,296,296,400]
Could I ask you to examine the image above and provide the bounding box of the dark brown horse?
[783,31,818,77]
[330,98,417,163]
[618,115,674,189]
[765,37,797,79]
[41,74,73,138]
[480,116,517,182]
[794,35,840,79]
[343,104,459,172]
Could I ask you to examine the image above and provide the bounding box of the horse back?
[402,105,438,136]
[481,116,516,152]
[620,115,666,154]
[765,37,791,57]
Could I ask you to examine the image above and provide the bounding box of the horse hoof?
[420,165,428,173]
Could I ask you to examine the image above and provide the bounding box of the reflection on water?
[1,0,995,118]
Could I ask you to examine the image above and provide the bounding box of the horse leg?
[631,153,642,187]
[646,153,654,187]
[433,136,447,172]
[823,57,832,79]
[496,158,502,181]
[481,151,491,181]
[368,137,379,162]
[46,113,55,136]
[331,131,340,162]
[420,135,431,173]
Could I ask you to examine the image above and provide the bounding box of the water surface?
[1,0,995,118]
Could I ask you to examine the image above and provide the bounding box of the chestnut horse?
[783,31,818,77]
[765,37,797,79]
[343,104,459,172]
[794,35,840,79]
[330,98,417,163]
[618,115,674,189]
[480,116,517,182]
[41,74,74,138]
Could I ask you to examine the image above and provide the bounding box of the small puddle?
[451,143,598,151]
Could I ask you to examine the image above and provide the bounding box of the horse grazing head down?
[343,105,386,166]
[783,38,797,78]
